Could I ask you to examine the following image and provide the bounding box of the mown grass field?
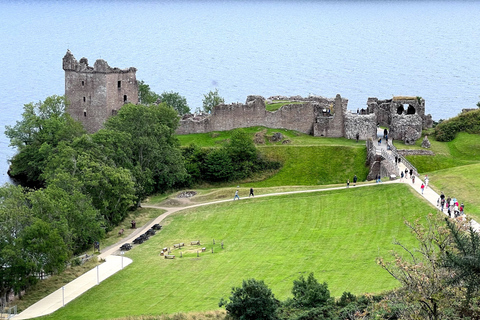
[44,184,435,320]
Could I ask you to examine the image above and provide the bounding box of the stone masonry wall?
[177,96,342,135]
[63,50,138,133]
[344,113,377,140]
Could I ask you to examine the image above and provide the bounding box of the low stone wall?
[397,149,435,156]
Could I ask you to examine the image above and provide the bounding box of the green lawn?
[400,132,480,173]
[396,132,480,221]
[427,163,480,222]
[251,145,369,187]
[44,184,436,320]
[176,126,363,147]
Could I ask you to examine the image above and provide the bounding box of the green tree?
[201,88,224,113]
[159,91,190,115]
[291,273,333,309]
[21,219,69,275]
[0,184,33,304]
[203,148,234,182]
[4,95,85,187]
[105,103,188,202]
[138,80,160,105]
[443,218,480,307]
[219,278,279,320]
[44,136,136,228]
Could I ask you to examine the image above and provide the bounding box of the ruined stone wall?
[388,114,423,144]
[178,96,321,135]
[63,50,138,133]
[177,94,352,137]
[312,94,348,137]
[344,113,377,140]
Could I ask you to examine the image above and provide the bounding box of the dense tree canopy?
[219,278,279,320]
[159,91,190,115]
[0,182,102,304]
[104,103,188,202]
[4,95,85,186]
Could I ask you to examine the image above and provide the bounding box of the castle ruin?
[63,50,138,133]
[178,95,432,144]
[62,51,432,143]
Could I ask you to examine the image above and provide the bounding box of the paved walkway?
[13,133,480,319]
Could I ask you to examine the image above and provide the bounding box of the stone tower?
[63,50,138,133]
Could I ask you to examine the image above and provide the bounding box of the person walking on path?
[353,175,357,186]
[347,179,350,188]
[249,187,254,197]
[234,190,240,200]
[412,175,415,184]
[421,183,425,194]
[405,168,408,178]
[424,175,429,188]
[400,171,404,182]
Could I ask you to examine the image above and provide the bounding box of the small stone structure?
[63,50,138,133]
[421,135,431,148]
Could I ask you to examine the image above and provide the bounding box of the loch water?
[1,0,480,185]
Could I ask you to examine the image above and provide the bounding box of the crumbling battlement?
[63,50,138,133]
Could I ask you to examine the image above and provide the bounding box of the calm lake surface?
[1,0,479,185]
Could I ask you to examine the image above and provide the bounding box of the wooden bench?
[191,240,200,245]
[164,255,175,259]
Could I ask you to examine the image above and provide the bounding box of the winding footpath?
[13,139,480,319]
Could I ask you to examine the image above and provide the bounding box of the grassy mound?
[44,184,435,320]
[178,127,368,187]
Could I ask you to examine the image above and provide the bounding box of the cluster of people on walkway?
[438,192,465,218]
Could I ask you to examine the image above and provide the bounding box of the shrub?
[219,278,279,320]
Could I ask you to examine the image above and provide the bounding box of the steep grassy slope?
[44,184,435,320]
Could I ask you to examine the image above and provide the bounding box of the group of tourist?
[438,192,465,218]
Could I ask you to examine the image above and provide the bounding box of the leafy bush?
[435,109,480,141]
[219,278,279,320]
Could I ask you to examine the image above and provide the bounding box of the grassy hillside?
[178,127,369,187]
[44,184,435,320]
[402,132,480,173]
